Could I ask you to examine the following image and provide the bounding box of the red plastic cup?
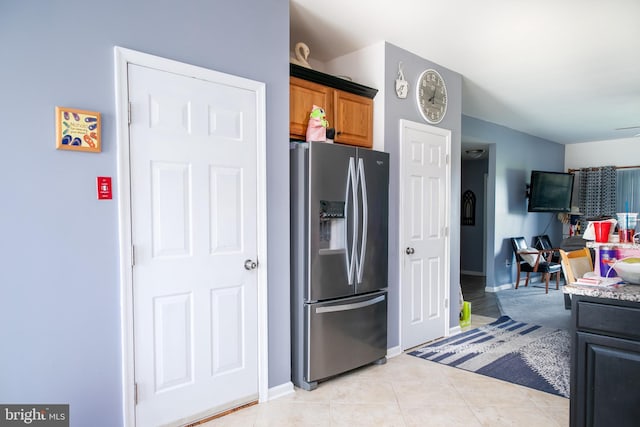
[593,221,612,243]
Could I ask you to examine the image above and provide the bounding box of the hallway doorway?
[459,274,500,319]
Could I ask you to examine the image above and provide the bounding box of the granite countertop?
[564,283,640,302]
[586,241,640,249]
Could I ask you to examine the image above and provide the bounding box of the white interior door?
[127,62,261,426]
[400,120,450,350]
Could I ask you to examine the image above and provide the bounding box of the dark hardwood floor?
[460,274,501,318]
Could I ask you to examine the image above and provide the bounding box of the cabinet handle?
[336,131,342,135]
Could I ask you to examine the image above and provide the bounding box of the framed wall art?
[55,106,101,153]
[462,189,476,226]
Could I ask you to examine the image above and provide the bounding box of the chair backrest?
[559,248,593,284]
[510,237,529,263]
[534,235,553,251]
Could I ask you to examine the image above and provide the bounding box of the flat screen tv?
[527,170,574,213]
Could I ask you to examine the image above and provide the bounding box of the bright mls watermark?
[0,405,68,426]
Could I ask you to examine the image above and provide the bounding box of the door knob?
[244,259,258,270]
[405,247,415,255]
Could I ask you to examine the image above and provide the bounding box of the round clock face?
[417,69,447,124]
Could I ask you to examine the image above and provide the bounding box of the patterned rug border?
[408,315,570,398]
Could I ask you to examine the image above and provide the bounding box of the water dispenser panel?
[319,200,346,251]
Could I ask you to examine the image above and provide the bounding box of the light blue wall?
[384,43,463,339]
[461,158,488,273]
[462,116,565,289]
[0,1,290,426]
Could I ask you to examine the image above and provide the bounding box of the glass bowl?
[612,258,640,284]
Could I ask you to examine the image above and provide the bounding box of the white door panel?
[128,63,259,427]
[153,292,193,392]
[401,120,450,350]
[210,167,243,253]
[426,256,442,318]
[408,258,424,323]
[151,162,191,258]
[210,286,244,374]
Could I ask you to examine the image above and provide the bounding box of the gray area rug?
[409,316,570,397]
[495,284,571,331]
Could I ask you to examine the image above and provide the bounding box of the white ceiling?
[290,0,640,145]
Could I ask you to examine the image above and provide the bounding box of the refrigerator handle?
[345,157,358,285]
[315,294,385,314]
[356,158,368,283]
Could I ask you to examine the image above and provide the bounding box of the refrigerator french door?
[290,141,389,391]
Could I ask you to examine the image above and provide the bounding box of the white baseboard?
[485,283,512,292]
[386,345,402,358]
[461,270,484,276]
[449,325,462,336]
[487,275,552,292]
[268,381,294,401]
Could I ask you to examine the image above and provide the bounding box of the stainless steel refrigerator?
[290,141,389,391]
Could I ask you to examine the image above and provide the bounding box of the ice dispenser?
[319,200,346,251]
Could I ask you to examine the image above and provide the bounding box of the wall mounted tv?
[527,170,574,213]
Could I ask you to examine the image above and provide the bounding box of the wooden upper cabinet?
[333,89,373,148]
[289,64,377,148]
[289,77,333,141]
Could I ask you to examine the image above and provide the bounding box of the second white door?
[400,120,450,350]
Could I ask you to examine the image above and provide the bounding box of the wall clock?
[416,69,447,124]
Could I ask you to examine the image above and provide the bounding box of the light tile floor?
[203,315,569,427]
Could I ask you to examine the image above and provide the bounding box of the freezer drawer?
[305,291,387,384]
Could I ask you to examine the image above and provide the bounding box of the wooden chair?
[559,248,594,284]
[534,234,561,263]
[510,236,562,293]
[559,248,594,309]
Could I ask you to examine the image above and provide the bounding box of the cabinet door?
[573,331,640,427]
[290,77,333,140]
[333,89,373,148]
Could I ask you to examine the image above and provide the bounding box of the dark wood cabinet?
[571,296,640,427]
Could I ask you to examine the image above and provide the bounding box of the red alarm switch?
[97,176,112,200]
